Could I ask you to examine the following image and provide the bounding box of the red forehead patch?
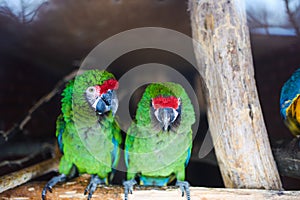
[95,79,119,95]
[152,96,179,109]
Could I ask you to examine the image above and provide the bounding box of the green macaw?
[42,70,122,200]
[123,82,195,200]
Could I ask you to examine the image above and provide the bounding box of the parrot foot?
[84,174,105,200]
[176,180,191,200]
[123,179,137,200]
[41,174,67,200]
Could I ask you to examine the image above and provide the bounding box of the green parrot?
[123,82,195,200]
[42,70,122,200]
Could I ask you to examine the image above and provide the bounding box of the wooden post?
[189,0,282,189]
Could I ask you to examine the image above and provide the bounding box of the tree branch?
[189,0,282,189]
[0,143,53,168]
[0,69,83,143]
[0,5,19,22]
[0,157,59,193]
[284,0,300,36]
[24,1,48,24]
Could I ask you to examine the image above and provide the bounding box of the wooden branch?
[0,138,297,196]
[0,69,83,142]
[0,143,53,168]
[189,0,282,189]
[284,0,300,36]
[0,157,59,194]
[1,175,299,200]
[0,5,19,22]
[24,1,48,24]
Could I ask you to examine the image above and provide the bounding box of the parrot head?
[151,96,181,131]
[85,78,119,116]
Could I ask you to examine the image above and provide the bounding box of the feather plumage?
[280,68,300,137]
[42,70,121,200]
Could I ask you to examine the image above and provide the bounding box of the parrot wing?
[124,121,138,169]
[124,136,133,169]
[112,121,122,167]
[55,114,65,154]
[185,146,191,167]
[184,130,193,167]
[109,120,122,181]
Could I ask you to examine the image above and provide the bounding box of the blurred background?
[0,0,300,190]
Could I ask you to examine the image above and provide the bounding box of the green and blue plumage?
[42,70,121,200]
[124,82,195,199]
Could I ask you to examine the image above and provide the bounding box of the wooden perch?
[1,175,300,200]
[189,0,282,189]
[0,138,298,196]
[0,157,59,194]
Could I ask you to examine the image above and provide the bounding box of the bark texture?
[0,158,59,193]
[0,175,298,200]
[189,0,282,189]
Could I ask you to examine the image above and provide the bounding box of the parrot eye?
[86,87,96,94]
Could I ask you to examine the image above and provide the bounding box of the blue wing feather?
[57,130,64,154]
[280,68,300,118]
[185,146,191,167]
[56,114,65,154]
[125,134,134,169]
[111,137,119,170]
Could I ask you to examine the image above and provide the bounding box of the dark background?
[0,0,300,189]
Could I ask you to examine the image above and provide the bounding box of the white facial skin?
[85,86,118,115]
[85,86,99,106]
[152,98,180,131]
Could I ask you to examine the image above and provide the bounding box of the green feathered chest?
[62,116,116,176]
[127,124,192,177]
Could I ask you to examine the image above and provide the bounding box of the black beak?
[93,90,118,116]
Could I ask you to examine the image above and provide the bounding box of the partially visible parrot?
[123,82,195,200]
[280,68,300,138]
[42,70,122,200]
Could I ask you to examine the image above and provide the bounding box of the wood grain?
[189,0,282,189]
[0,175,298,200]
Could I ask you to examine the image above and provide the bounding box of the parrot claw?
[84,175,104,200]
[123,179,137,200]
[41,174,67,200]
[176,180,191,200]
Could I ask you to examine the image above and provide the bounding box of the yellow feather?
[286,96,300,137]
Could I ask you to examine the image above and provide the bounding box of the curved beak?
[154,107,179,131]
[92,90,118,116]
[162,108,171,131]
